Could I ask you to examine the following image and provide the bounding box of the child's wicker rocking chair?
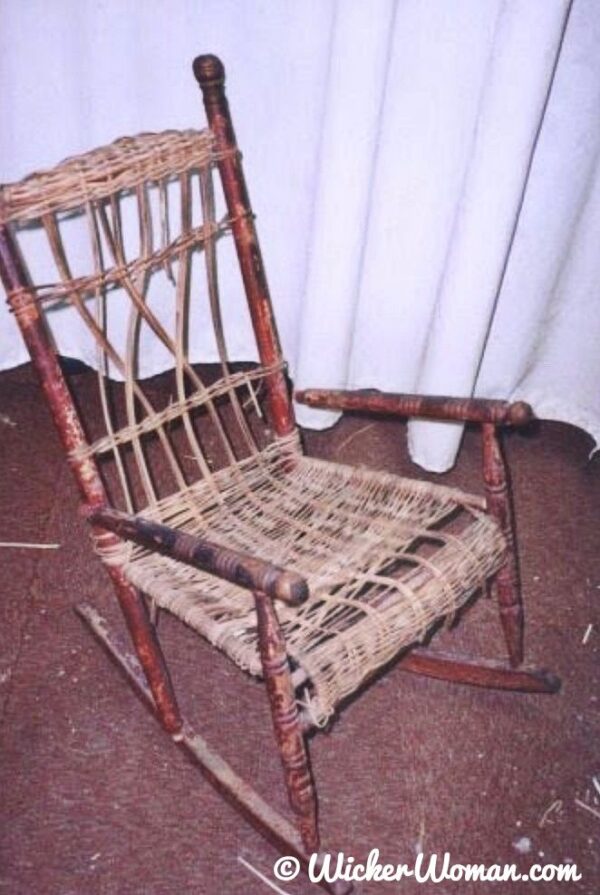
[0,55,559,895]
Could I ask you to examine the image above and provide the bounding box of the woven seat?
[0,54,558,891]
[115,437,505,725]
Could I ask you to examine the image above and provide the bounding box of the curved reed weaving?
[1,127,506,727]
[0,130,222,223]
[119,437,506,725]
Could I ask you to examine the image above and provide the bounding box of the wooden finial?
[506,400,534,427]
[192,54,225,87]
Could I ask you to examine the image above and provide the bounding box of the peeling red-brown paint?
[397,648,559,692]
[254,590,320,853]
[295,388,534,427]
[482,423,524,667]
[77,602,351,895]
[294,385,528,667]
[0,223,182,735]
[194,55,295,439]
[1,53,553,892]
[88,506,309,606]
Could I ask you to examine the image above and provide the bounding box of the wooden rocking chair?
[0,55,559,894]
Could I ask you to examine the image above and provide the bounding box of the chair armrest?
[87,506,308,606]
[295,388,533,427]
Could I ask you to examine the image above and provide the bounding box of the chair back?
[0,62,296,514]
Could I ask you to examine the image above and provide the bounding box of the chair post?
[193,54,296,440]
[0,224,182,735]
[254,590,320,854]
[481,423,524,667]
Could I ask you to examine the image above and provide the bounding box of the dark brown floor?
[0,363,598,895]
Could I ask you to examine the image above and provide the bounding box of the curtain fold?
[1,0,597,471]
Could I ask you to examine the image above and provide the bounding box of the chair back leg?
[193,55,296,440]
[482,423,524,666]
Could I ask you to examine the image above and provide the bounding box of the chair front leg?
[481,423,524,667]
[254,590,320,854]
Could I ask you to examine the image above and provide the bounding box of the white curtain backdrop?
[1,0,598,471]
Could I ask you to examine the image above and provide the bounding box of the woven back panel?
[1,130,286,512]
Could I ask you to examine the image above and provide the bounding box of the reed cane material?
[0,54,556,889]
[105,439,505,725]
[0,120,507,727]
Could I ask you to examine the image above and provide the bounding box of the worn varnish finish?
[0,51,560,895]
[88,506,309,606]
[0,227,105,507]
[296,385,529,669]
[103,567,182,732]
[77,603,352,895]
[397,649,559,693]
[254,590,320,854]
[291,648,559,695]
[0,225,182,735]
[194,55,295,440]
[295,387,534,427]
[482,423,524,667]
